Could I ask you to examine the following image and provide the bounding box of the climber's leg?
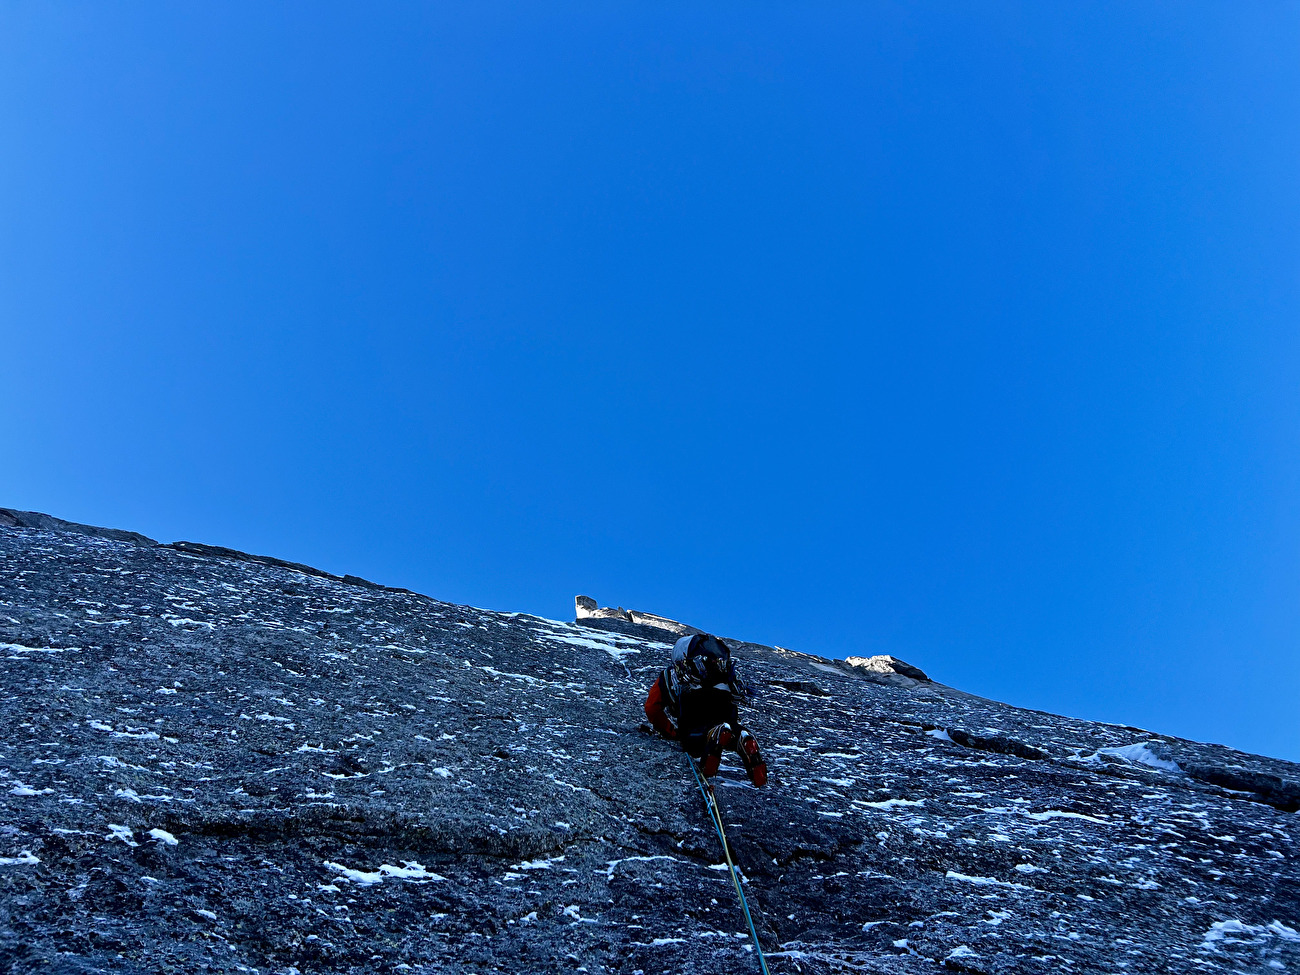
[701,723,735,777]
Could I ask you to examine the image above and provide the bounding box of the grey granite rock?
[1,518,1298,974]
[572,598,699,637]
[0,509,156,547]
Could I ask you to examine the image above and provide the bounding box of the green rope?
[687,754,771,975]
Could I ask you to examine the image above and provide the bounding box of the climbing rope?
[686,753,771,975]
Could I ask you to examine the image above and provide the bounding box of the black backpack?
[672,634,744,694]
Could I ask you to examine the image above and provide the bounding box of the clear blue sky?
[3,4,1297,762]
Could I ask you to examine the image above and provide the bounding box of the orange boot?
[701,724,735,777]
[736,729,767,787]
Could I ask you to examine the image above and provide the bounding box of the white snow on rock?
[105,824,138,847]
[148,828,179,846]
[534,627,645,663]
[946,871,1029,889]
[324,859,446,886]
[1,642,77,655]
[1023,809,1109,825]
[602,855,678,880]
[111,729,160,740]
[517,855,565,871]
[857,798,925,810]
[1096,742,1182,773]
[0,853,39,867]
[1202,918,1300,949]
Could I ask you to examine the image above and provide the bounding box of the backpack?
[672,634,741,693]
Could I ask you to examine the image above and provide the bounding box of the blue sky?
[2,4,1297,762]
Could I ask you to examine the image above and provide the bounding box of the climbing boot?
[701,724,734,777]
[737,729,767,787]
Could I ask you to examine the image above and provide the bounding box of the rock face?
[844,655,931,682]
[574,597,701,639]
[0,508,157,547]
[1,518,1299,975]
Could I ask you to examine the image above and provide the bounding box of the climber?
[644,633,768,786]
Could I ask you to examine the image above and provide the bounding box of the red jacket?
[644,676,676,739]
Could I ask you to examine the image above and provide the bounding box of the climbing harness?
[686,754,771,975]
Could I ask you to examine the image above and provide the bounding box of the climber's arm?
[644,675,677,740]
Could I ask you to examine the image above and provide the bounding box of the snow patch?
[857,798,925,810]
[106,824,138,847]
[536,628,643,663]
[517,855,565,871]
[1023,809,1109,825]
[1202,919,1299,948]
[945,871,1029,890]
[1096,742,1181,773]
[324,860,446,886]
[2,642,77,656]
[603,855,678,880]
